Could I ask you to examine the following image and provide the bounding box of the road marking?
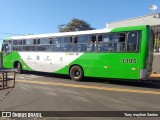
[17,74,41,79]
[17,80,160,95]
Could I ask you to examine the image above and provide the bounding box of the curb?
[150,74,160,78]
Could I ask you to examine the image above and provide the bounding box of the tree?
[58,18,95,32]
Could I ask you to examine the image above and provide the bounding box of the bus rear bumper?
[140,69,148,79]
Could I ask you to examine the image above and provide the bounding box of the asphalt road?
[0,72,160,120]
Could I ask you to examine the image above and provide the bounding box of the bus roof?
[4,25,148,40]
[5,28,112,40]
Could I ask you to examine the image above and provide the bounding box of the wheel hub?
[74,70,80,77]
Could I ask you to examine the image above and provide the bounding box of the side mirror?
[1,44,4,51]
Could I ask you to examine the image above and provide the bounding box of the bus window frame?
[4,30,142,53]
[36,37,53,52]
[126,31,141,52]
[12,39,23,52]
[22,39,37,52]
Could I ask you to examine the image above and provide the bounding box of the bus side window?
[73,36,78,51]
[53,37,62,51]
[102,34,110,52]
[88,35,96,52]
[127,31,140,52]
[63,37,73,52]
[91,36,96,51]
[13,40,22,45]
[12,40,23,52]
[109,33,120,52]
[37,38,53,51]
[49,38,53,44]
[23,39,36,51]
[97,35,103,52]
[33,39,37,45]
[117,33,126,52]
[75,35,88,52]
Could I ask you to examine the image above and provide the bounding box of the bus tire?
[17,62,22,74]
[70,65,84,81]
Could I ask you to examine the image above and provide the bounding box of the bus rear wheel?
[17,62,22,74]
[70,65,84,81]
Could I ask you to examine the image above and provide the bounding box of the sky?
[0,0,160,41]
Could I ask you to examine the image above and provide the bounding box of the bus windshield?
[2,40,12,55]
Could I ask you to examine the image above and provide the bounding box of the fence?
[0,69,16,90]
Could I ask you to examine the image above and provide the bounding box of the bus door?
[147,25,160,76]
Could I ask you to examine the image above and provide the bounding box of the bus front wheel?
[70,65,84,81]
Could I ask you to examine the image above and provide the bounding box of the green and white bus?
[1,25,154,81]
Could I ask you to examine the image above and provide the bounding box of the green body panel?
[55,53,140,80]
[2,52,32,70]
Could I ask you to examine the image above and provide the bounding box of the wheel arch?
[14,61,21,68]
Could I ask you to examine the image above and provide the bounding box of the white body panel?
[19,52,84,72]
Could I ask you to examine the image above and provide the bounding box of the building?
[107,13,160,28]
